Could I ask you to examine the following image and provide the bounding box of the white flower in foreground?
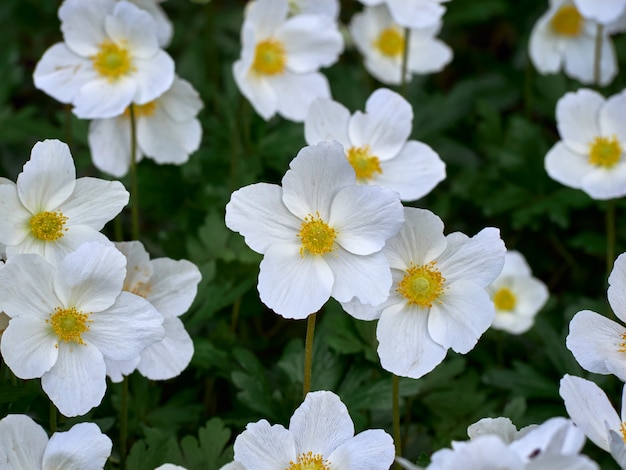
[343,207,505,379]
[0,242,164,417]
[155,465,188,470]
[33,0,174,119]
[566,252,626,381]
[247,0,339,19]
[545,88,626,200]
[128,0,173,46]
[573,0,626,24]
[350,4,452,85]
[89,76,203,177]
[0,140,129,266]
[225,141,404,319]
[233,0,343,121]
[529,0,617,85]
[105,240,201,381]
[219,462,246,470]
[357,0,448,29]
[0,414,112,469]
[234,391,394,470]
[560,374,626,468]
[487,250,549,334]
[305,88,445,201]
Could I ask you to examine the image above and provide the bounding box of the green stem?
[49,401,57,434]
[120,377,129,470]
[400,28,411,97]
[129,104,140,240]
[593,24,604,85]
[606,199,615,289]
[230,297,241,333]
[303,313,317,397]
[392,374,402,469]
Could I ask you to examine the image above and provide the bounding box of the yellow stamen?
[621,422,626,443]
[251,39,287,76]
[493,287,516,311]
[298,213,336,257]
[286,451,330,470]
[550,5,583,37]
[618,332,626,353]
[374,27,405,57]
[123,101,157,118]
[397,261,446,308]
[346,145,383,181]
[92,41,134,81]
[47,306,92,346]
[589,136,622,168]
[29,210,68,242]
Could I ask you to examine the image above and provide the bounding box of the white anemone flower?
[529,0,617,85]
[127,0,173,47]
[487,250,549,334]
[545,88,626,200]
[233,0,343,122]
[0,242,165,417]
[343,207,505,379]
[247,0,339,19]
[88,76,203,178]
[566,252,626,381]
[0,414,112,469]
[560,374,626,468]
[357,0,449,29]
[105,240,201,381]
[225,141,405,319]
[0,140,129,266]
[573,0,626,24]
[350,4,452,85]
[233,391,395,470]
[305,88,446,201]
[33,0,175,119]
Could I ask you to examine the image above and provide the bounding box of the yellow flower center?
[588,136,622,168]
[621,422,626,443]
[374,27,405,57]
[397,262,446,308]
[252,39,287,76]
[29,210,68,241]
[493,287,516,311]
[298,213,337,257]
[124,101,157,118]
[46,306,92,346]
[285,452,330,470]
[346,145,383,181]
[550,5,583,37]
[92,41,134,81]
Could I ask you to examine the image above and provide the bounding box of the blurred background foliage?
[1,0,626,468]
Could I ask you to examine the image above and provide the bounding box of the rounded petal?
[387,0,445,29]
[0,184,31,246]
[59,0,113,56]
[245,0,289,39]
[573,0,626,23]
[257,243,333,319]
[18,140,76,214]
[54,242,126,313]
[328,429,395,470]
[41,341,107,417]
[282,141,355,221]
[581,164,626,200]
[145,258,201,317]
[225,183,301,255]
[407,32,453,75]
[374,140,446,201]
[272,71,331,123]
[428,281,495,353]
[233,59,278,121]
[1,316,58,379]
[41,225,114,267]
[377,303,447,378]
[61,178,129,230]
[544,141,591,190]
[131,51,175,105]
[158,77,203,122]
[467,417,518,443]
[136,317,193,380]
[608,253,626,323]
[556,89,604,154]
[106,1,158,59]
[499,251,532,277]
[129,0,173,47]
[304,98,351,148]
[72,76,138,119]
[529,14,563,75]
[234,420,296,470]
[115,241,153,293]
[491,312,535,335]
[600,90,626,143]
[88,117,133,178]
[289,391,354,457]
[43,422,112,470]
[562,34,616,86]
[0,415,48,470]
[105,356,140,383]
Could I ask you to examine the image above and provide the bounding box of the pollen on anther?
[29,210,68,242]
[397,261,446,308]
[46,306,92,345]
[298,213,337,257]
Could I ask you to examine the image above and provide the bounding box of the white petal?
[272,71,331,123]
[145,258,201,317]
[233,420,295,470]
[528,14,563,74]
[328,429,395,470]
[18,140,76,213]
[387,0,445,29]
[544,142,590,190]
[257,243,333,319]
[116,241,154,291]
[233,59,278,121]
[407,32,453,75]
[491,312,535,335]
[326,248,391,305]
[88,117,133,178]
[600,90,626,143]
[573,0,626,24]
[129,0,173,47]
[42,225,114,268]
[61,177,129,229]
[0,415,48,470]
[282,141,355,221]
[54,242,126,313]
[559,374,619,452]
[131,51,175,105]
[467,417,517,443]
[304,98,351,148]
[562,35,617,86]
[1,316,58,379]
[72,76,137,119]
[106,1,158,59]
[566,310,626,380]
[225,183,301,255]
[556,89,604,153]
[374,140,446,201]
[377,303,447,378]
[581,164,626,200]
[105,356,140,382]
[0,184,31,246]
[59,0,112,56]
[43,422,112,470]
[245,0,289,39]
[428,281,495,354]
[136,317,193,380]
[42,341,107,417]
[348,88,412,161]
[608,253,626,323]
[499,251,532,277]
[158,77,203,122]
[289,391,354,456]
[331,185,404,255]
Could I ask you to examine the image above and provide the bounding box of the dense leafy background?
[1,0,626,468]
